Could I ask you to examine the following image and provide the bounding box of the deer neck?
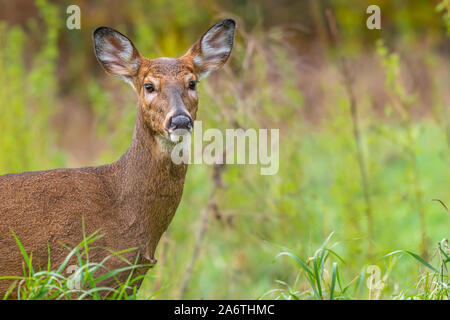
[111,111,187,257]
[116,111,188,203]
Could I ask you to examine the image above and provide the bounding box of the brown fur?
[0,19,235,298]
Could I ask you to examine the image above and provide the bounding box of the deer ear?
[184,19,235,79]
[93,27,141,81]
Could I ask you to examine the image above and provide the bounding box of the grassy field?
[0,0,448,299]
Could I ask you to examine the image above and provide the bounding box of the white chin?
[158,132,191,153]
[169,133,181,143]
[169,129,191,143]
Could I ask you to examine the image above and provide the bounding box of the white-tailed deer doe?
[0,19,235,296]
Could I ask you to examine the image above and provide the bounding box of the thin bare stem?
[178,185,218,299]
[325,10,374,257]
[178,152,226,299]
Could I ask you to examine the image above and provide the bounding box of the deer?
[0,19,235,297]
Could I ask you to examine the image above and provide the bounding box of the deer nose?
[168,114,193,132]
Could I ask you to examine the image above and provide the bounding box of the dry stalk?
[325,9,374,257]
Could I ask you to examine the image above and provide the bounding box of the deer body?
[0,19,235,296]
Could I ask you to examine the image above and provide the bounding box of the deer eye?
[144,83,154,92]
[188,80,198,90]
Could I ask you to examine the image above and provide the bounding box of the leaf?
[11,230,34,275]
[432,199,449,214]
[275,252,314,277]
[330,262,338,300]
[385,250,438,273]
[275,251,321,299]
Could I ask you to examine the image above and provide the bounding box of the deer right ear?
[184,19,236,79]
[93,27,141,82]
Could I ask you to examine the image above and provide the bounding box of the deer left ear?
[93,27,141,82]
[184,19,235,79]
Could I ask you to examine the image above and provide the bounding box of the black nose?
[169,114,193,131]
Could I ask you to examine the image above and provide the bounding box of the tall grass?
[1,227,155,300]
[0,0,65,174]
[263,232,449,300]
[260,232,356,300]
[376,39,429,258]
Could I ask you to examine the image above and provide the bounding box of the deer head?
[93,19,235,145]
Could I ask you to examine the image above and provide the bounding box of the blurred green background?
[0,0,448,299]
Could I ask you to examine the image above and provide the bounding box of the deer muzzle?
[167,114,193,143]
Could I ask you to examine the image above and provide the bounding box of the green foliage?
[375,39,430,258]
[262,232,353,300]
[0,0,65,174]
[1,228,155,300]
[264,233,449,300]
[437,0,450,34]
[387,239,449,300]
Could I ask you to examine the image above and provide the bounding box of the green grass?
[260,232,449,300]
[2,228,155,300]
[4,228,447,300]
[151,119,448,300]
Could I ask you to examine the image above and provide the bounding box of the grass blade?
[330,262,338,300]
[385,250,438,273]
